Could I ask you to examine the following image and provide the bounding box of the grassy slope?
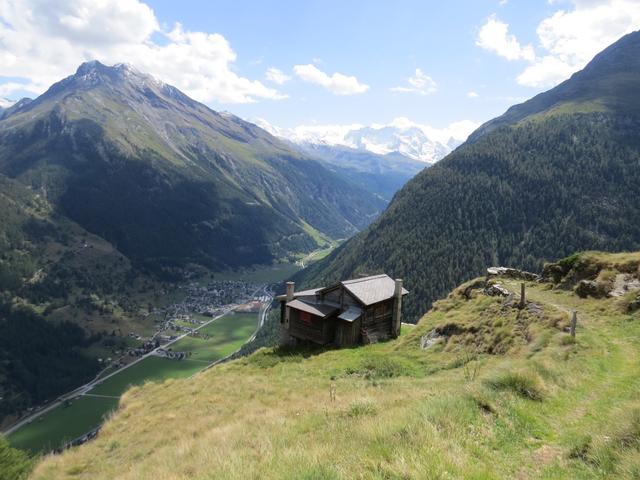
[30,252,640,479]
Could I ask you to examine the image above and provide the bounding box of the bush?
[558,253,581,270]
[485,371,544,401]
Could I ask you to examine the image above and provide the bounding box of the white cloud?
[467,91,480,98]
[390,69,438,95]
[0,0,286,104]
[476,1,640,88]
[518,0,640,87]
[0,97,15,108]
[293,64,369,95]
[476,15,536,61]
[265,67,291,85]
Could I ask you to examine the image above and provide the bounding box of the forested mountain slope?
[299,31,640,320]
[0,61,385,274]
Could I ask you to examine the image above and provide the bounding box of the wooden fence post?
[570,310,577,338]
[519,282,526,309]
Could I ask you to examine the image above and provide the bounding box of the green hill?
[298,31,640,321]
[18,250,640,479]
[0,61,385,274]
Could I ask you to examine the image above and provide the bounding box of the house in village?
[277,274,408,347]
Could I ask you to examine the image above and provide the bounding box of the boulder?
[485,283,510,297]
[487,266,540,281]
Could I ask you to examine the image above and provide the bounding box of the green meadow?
[8,397,118,454]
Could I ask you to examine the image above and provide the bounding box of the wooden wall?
[362,299,394,342]
[289,309,335,345]
[335,318,362,347]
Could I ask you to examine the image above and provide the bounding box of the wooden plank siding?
[335,318,362,347]
[289,308,335,345]
[362,299,394,341]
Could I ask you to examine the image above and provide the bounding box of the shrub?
[485,371,544,401]
[558,253,581,270]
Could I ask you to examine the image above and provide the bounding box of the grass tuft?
[484,371,544,401]
[345,355,414,380]
[346,399,378,418]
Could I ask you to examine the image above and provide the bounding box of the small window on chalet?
[300,311,312,325]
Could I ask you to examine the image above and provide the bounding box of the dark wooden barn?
[277,274,408,347]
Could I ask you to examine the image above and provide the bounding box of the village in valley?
[6,276,273,452]
[118,279,269,361]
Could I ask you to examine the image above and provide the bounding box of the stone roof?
[340,274,409,306]
[286,299,338,318]
[275,287,324,302]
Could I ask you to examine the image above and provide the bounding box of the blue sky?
[1,0,639,135]
[146,0,552,127]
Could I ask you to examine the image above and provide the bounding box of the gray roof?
[338,306,362,322]
[286,299,338,318]
[275,287,324,302]
[341,274,409,306]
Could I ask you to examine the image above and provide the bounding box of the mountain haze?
[290,143,425,202]
[299,30,640,320]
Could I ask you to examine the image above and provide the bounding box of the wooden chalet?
[277,274,408,347]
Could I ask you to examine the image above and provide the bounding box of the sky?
[1,0,639,138]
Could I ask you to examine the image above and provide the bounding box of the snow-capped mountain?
[253,117,479,163]
[344,125,450,162]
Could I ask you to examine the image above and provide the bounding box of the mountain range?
[299,30,640,320]
[255,117,472,163]
[253,118,477,202]
[0,61,386,276]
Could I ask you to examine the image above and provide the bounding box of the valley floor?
[28,268,640,479]
[7,307,265,454]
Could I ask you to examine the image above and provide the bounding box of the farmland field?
[170,312,259,361]
[8,396,118,453]
[89,357,205,397]
[8,310,260,453]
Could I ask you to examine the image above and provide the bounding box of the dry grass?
[29,272,640,480]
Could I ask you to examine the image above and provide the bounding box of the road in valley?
[2,284,272,437]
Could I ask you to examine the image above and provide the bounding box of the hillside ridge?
[23,250,640,479]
